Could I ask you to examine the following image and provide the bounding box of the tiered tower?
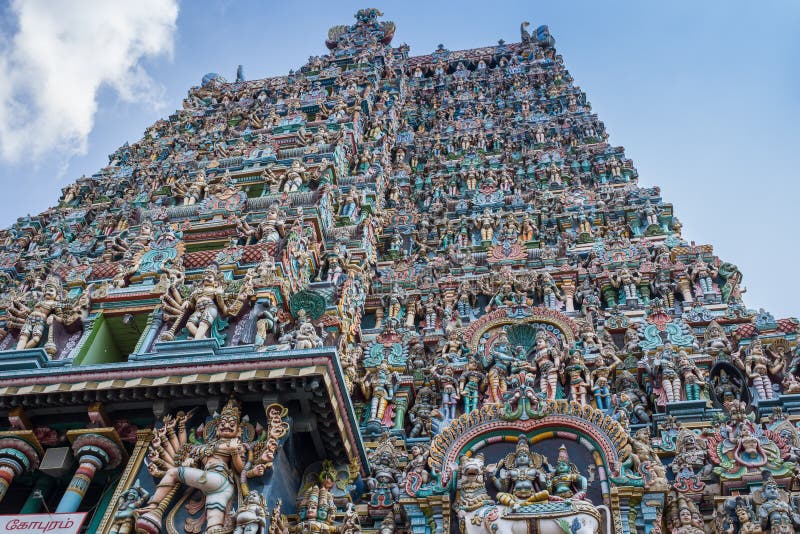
[0,8,796,534]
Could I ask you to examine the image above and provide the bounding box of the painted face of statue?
[678,508,692,525]
[763,480,781,501]
[217,414,240,439]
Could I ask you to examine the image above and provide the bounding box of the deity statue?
[136,399,289,534]
[174,170,207,205]
[282,159,307,192]
[531,331,561,400]
[672,428,712,491]
[160,263,251,341]
[365,435,402,514]
[292,311,325,350]
[614,427,668,490]
[3,276,83,354]
[745,339,782,401]
[564,352,591,405]
[296,461,338,533]
[648,343,683,404]
[704,320,732,358]
[753,472,800,533]
[676,350,706,401]
[611,268,641,305]
[491,436,551,509]
[690,258,718,297]
[233,491,268,534]
[109,480,150,534]
[254,305,279,349]
[480,330,520,404]
[341,502,362,534]
[454,454,600,534]
[432,363,460,420]
[667,494,706,534]
[718,496,763,534]
[408,386,442,438]
[538,272,563,310]
[590,365,613,412]
[361,361,399,425]
[549,445,589,501]
[459,359,486,414]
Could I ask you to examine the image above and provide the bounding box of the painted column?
[393,391,410,431]
[132,310,163,357]
[559,278,576,313]
[676,276,693,303]
[0,432,43,503]
[20,475,55,514]
[56,431,126,513]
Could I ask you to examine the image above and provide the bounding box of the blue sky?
[0,1,798,318]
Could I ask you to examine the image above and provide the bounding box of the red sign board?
[0,513,87,534]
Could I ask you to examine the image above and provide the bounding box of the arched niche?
[429,400,627,504]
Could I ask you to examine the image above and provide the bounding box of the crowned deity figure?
[531,331,561,401]
[136,399,288,534]
[492,436,551,509]
[296,461,338,533]
[754,472,800,533]
[549,445,589,501]
[159,263,251,341]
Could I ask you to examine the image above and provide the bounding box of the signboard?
[0,513,87,534]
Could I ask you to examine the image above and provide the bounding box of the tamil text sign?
[0,513,87,534]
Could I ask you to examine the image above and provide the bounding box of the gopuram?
[0,7,796,533]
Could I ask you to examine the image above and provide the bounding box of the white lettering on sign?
[0,513,87,534]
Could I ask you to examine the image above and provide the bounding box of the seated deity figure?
[704,319,732,357]
[492,436,551,509]
[549,445,589,501]
[233,492,268,534]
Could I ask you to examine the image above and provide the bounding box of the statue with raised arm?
[136,399,289,534]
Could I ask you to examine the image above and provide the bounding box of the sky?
[0,0,798,317]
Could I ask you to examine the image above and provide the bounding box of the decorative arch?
[429,400,627,501]
[464,307,579,354]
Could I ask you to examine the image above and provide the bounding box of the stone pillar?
[134,310,163,355]
[0,431,43,503]
[56,430,126,513]
[405,298,417,328]
[676,276,693,303]
[393,390,410,431]
[560,279,576,313]
[374,307,384,329]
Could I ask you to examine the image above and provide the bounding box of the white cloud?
[0,0,179,163]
